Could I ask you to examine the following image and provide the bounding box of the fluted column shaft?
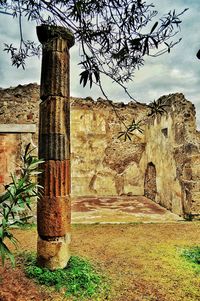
[36,25,74,270]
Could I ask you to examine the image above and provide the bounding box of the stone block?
[40,97,69,135]
[37,25,74,48]
[37,234,71,270]
[37,196,71,237]
[39,133,70,160]
[39,160,70,197]
[0,124,36,133]
[40,48,70,99]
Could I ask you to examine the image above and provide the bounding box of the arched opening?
[144,162,157,201]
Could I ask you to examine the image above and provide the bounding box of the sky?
[0,0,200,128]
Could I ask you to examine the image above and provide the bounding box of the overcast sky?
[0,0,200,128]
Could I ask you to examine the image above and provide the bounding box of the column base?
[37,234,71,270]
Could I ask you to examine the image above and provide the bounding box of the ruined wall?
[71,98,147,196]
[0,83,200,218]
[0,83,39,132]
[0,84,39,193]
[142,93,200,218]
[0,84,148,197]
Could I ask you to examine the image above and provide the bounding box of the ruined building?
[0,83,200,219]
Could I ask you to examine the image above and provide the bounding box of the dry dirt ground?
[0,222,200,301]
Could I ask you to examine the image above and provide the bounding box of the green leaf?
[11,173,17,188]
[118,132,126,139]
[24,143,31,158]
[28,161,43,170]
[94,70,100,83]
[18,177,26,188]
[0,241,15,267]
[89,72,93,88]
[150,21,158,34]
[0,243,6,266]
[80,70,89,87]
[29,171,42,176]
[151,37,158,48]
[0,227,3,239]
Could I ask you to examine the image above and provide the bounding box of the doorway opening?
[144,162,157,201]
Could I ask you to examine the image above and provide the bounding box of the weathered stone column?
[36,25,74,270]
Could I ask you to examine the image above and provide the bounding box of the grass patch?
[20,252,109,300]
[15,222,37,230]
[182,246,200,265]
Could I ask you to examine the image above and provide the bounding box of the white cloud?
[0,1,200,128]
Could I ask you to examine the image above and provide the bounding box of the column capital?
[37,24,75,48]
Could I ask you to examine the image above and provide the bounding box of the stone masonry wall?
[0,83,200,218]
[142,93,200,218]
[0,84,39,193]
[0,83,39,132]
[70,98,147,196]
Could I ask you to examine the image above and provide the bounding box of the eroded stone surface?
[37,235,71,270]
[37,25,74,100]
[37,196,70,237]
[39,160,70,197]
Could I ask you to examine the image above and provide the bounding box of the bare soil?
[0,222,200,301]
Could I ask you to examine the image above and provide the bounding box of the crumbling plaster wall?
[0,84,39,193]
[70,98,148,196]
[142,93,200,218]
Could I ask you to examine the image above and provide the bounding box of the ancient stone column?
[36,25,74,270]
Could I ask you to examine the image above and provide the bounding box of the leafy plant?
[118,119,144,141]
[23,252,109,299]
[117,96,171,141]
[0,144,44,266]
[148,98,169,117]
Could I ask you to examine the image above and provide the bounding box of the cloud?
[0,14,40,87]
[0,1,200,128]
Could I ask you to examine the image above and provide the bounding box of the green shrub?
[182,247,200,265]
[0,144,43,266]
[23,252,109,299]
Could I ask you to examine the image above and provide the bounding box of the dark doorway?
[144,162,157,201]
